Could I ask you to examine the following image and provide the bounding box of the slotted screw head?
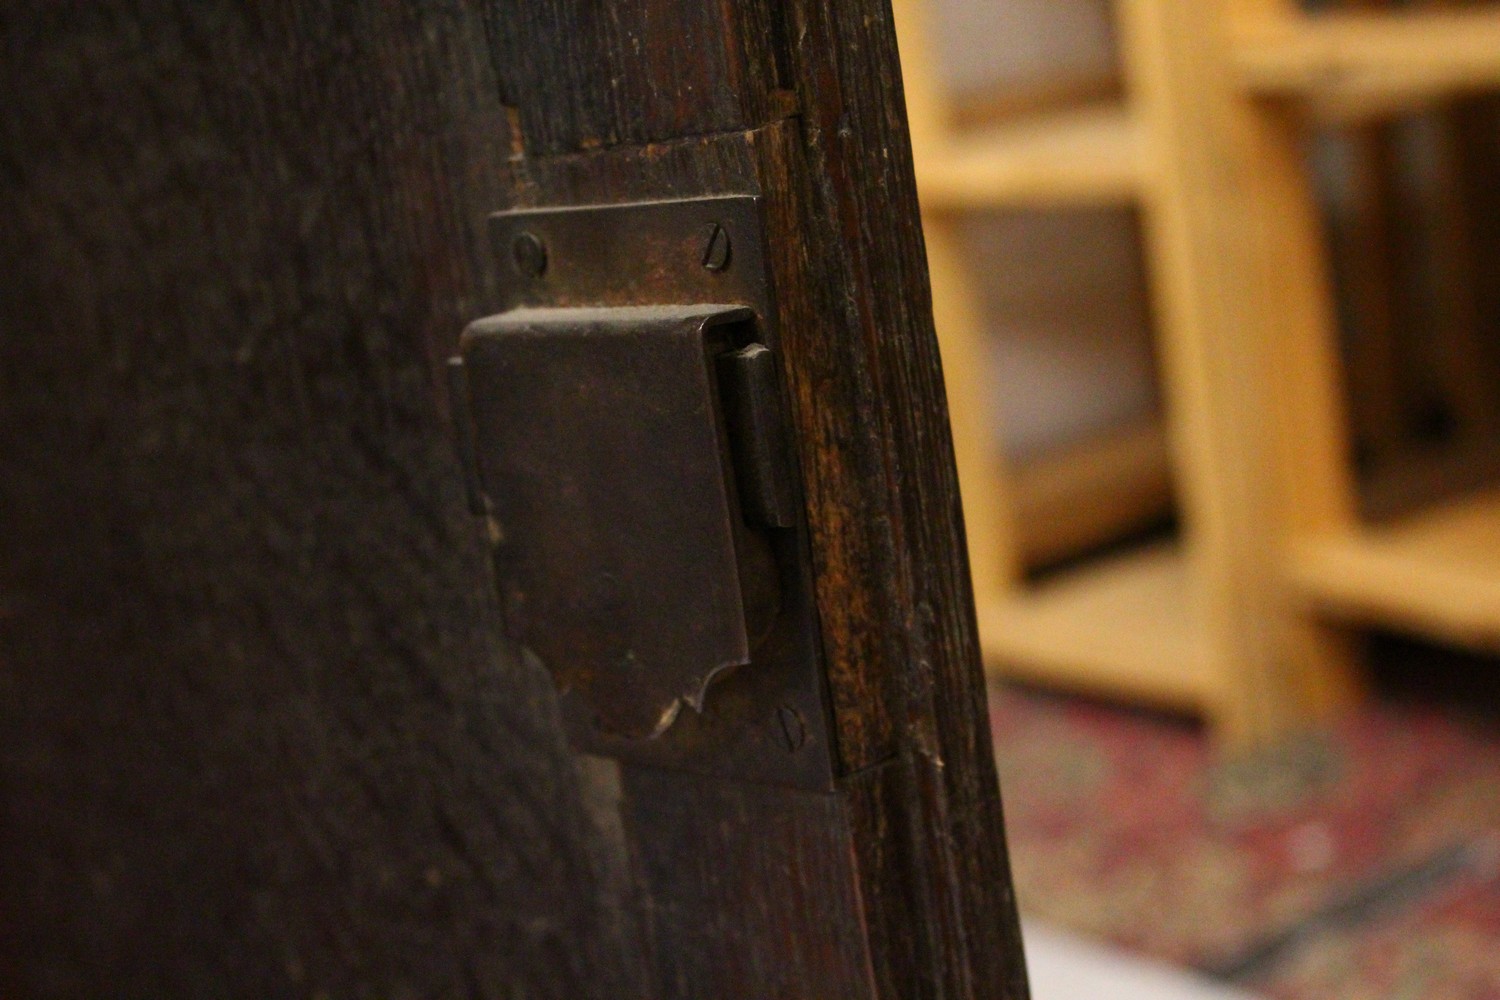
[700,221,731,271]
[512,231,547,277]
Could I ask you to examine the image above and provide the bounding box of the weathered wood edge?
[491,0,1028,994]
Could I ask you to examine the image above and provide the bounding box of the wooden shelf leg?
[1119,0,1366,746]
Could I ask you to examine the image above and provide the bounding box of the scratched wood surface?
[497,2,1028,997]
[0,1,1026,997]
[0,3,645,997]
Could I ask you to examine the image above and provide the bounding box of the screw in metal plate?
[511,231,548,278]
[699,221,731,271]
[775,704,807,752]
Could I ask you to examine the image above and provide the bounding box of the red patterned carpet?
[989,681,1500,999]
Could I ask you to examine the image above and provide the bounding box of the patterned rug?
[989,681,1500,999]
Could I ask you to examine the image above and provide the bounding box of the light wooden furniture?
[1219,3,1500,670]
[900,0,1500,743]
[895,0,1359,742]
[1233,10,1500,118]
[1304,0,1500,476]
[897,7,1173,562]
[900,0,1500,744]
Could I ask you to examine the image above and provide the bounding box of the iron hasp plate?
[457,195,833,790]
[461,305,757,742]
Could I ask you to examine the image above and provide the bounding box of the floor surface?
[992,665,1500,998]
[1024,922,1265,1000]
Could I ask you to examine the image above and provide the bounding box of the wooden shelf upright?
[893,0,1359,742]
[898,0,1500,745]
[1220,3,1500,670]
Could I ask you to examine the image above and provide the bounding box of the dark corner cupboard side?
[0,2,1029,998]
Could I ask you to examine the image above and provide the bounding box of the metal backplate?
[459,196,833,790]
[489,196,771,313]
[462,305,772,742]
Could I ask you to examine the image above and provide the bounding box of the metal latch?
[450,196,832,789]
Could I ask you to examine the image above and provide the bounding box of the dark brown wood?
[621,765,879,995]
[1,1,1026,996]
[486,2,794,157]
[496,2,1028,997]
[0,3,644,997]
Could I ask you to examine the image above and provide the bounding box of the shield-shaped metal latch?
[449,196,833,790]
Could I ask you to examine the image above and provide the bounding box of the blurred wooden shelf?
[949,70,1122,131]
[1012,418,1173,567]
[1234,9,1500,119]
[914,102,1144,209]
[1290,486,1500,650]
[896,0,1419,744]
[979,542,1214,711]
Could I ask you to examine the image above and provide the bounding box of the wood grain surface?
[0,3,644,996]
[498,2,1026,997]
[1,1,1027,997]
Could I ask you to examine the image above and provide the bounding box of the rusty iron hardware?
[451,196,832,789]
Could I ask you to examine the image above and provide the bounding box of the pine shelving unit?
[893,0,1267,739]
[1224,2,1500,673]
[894,0,1500,743]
